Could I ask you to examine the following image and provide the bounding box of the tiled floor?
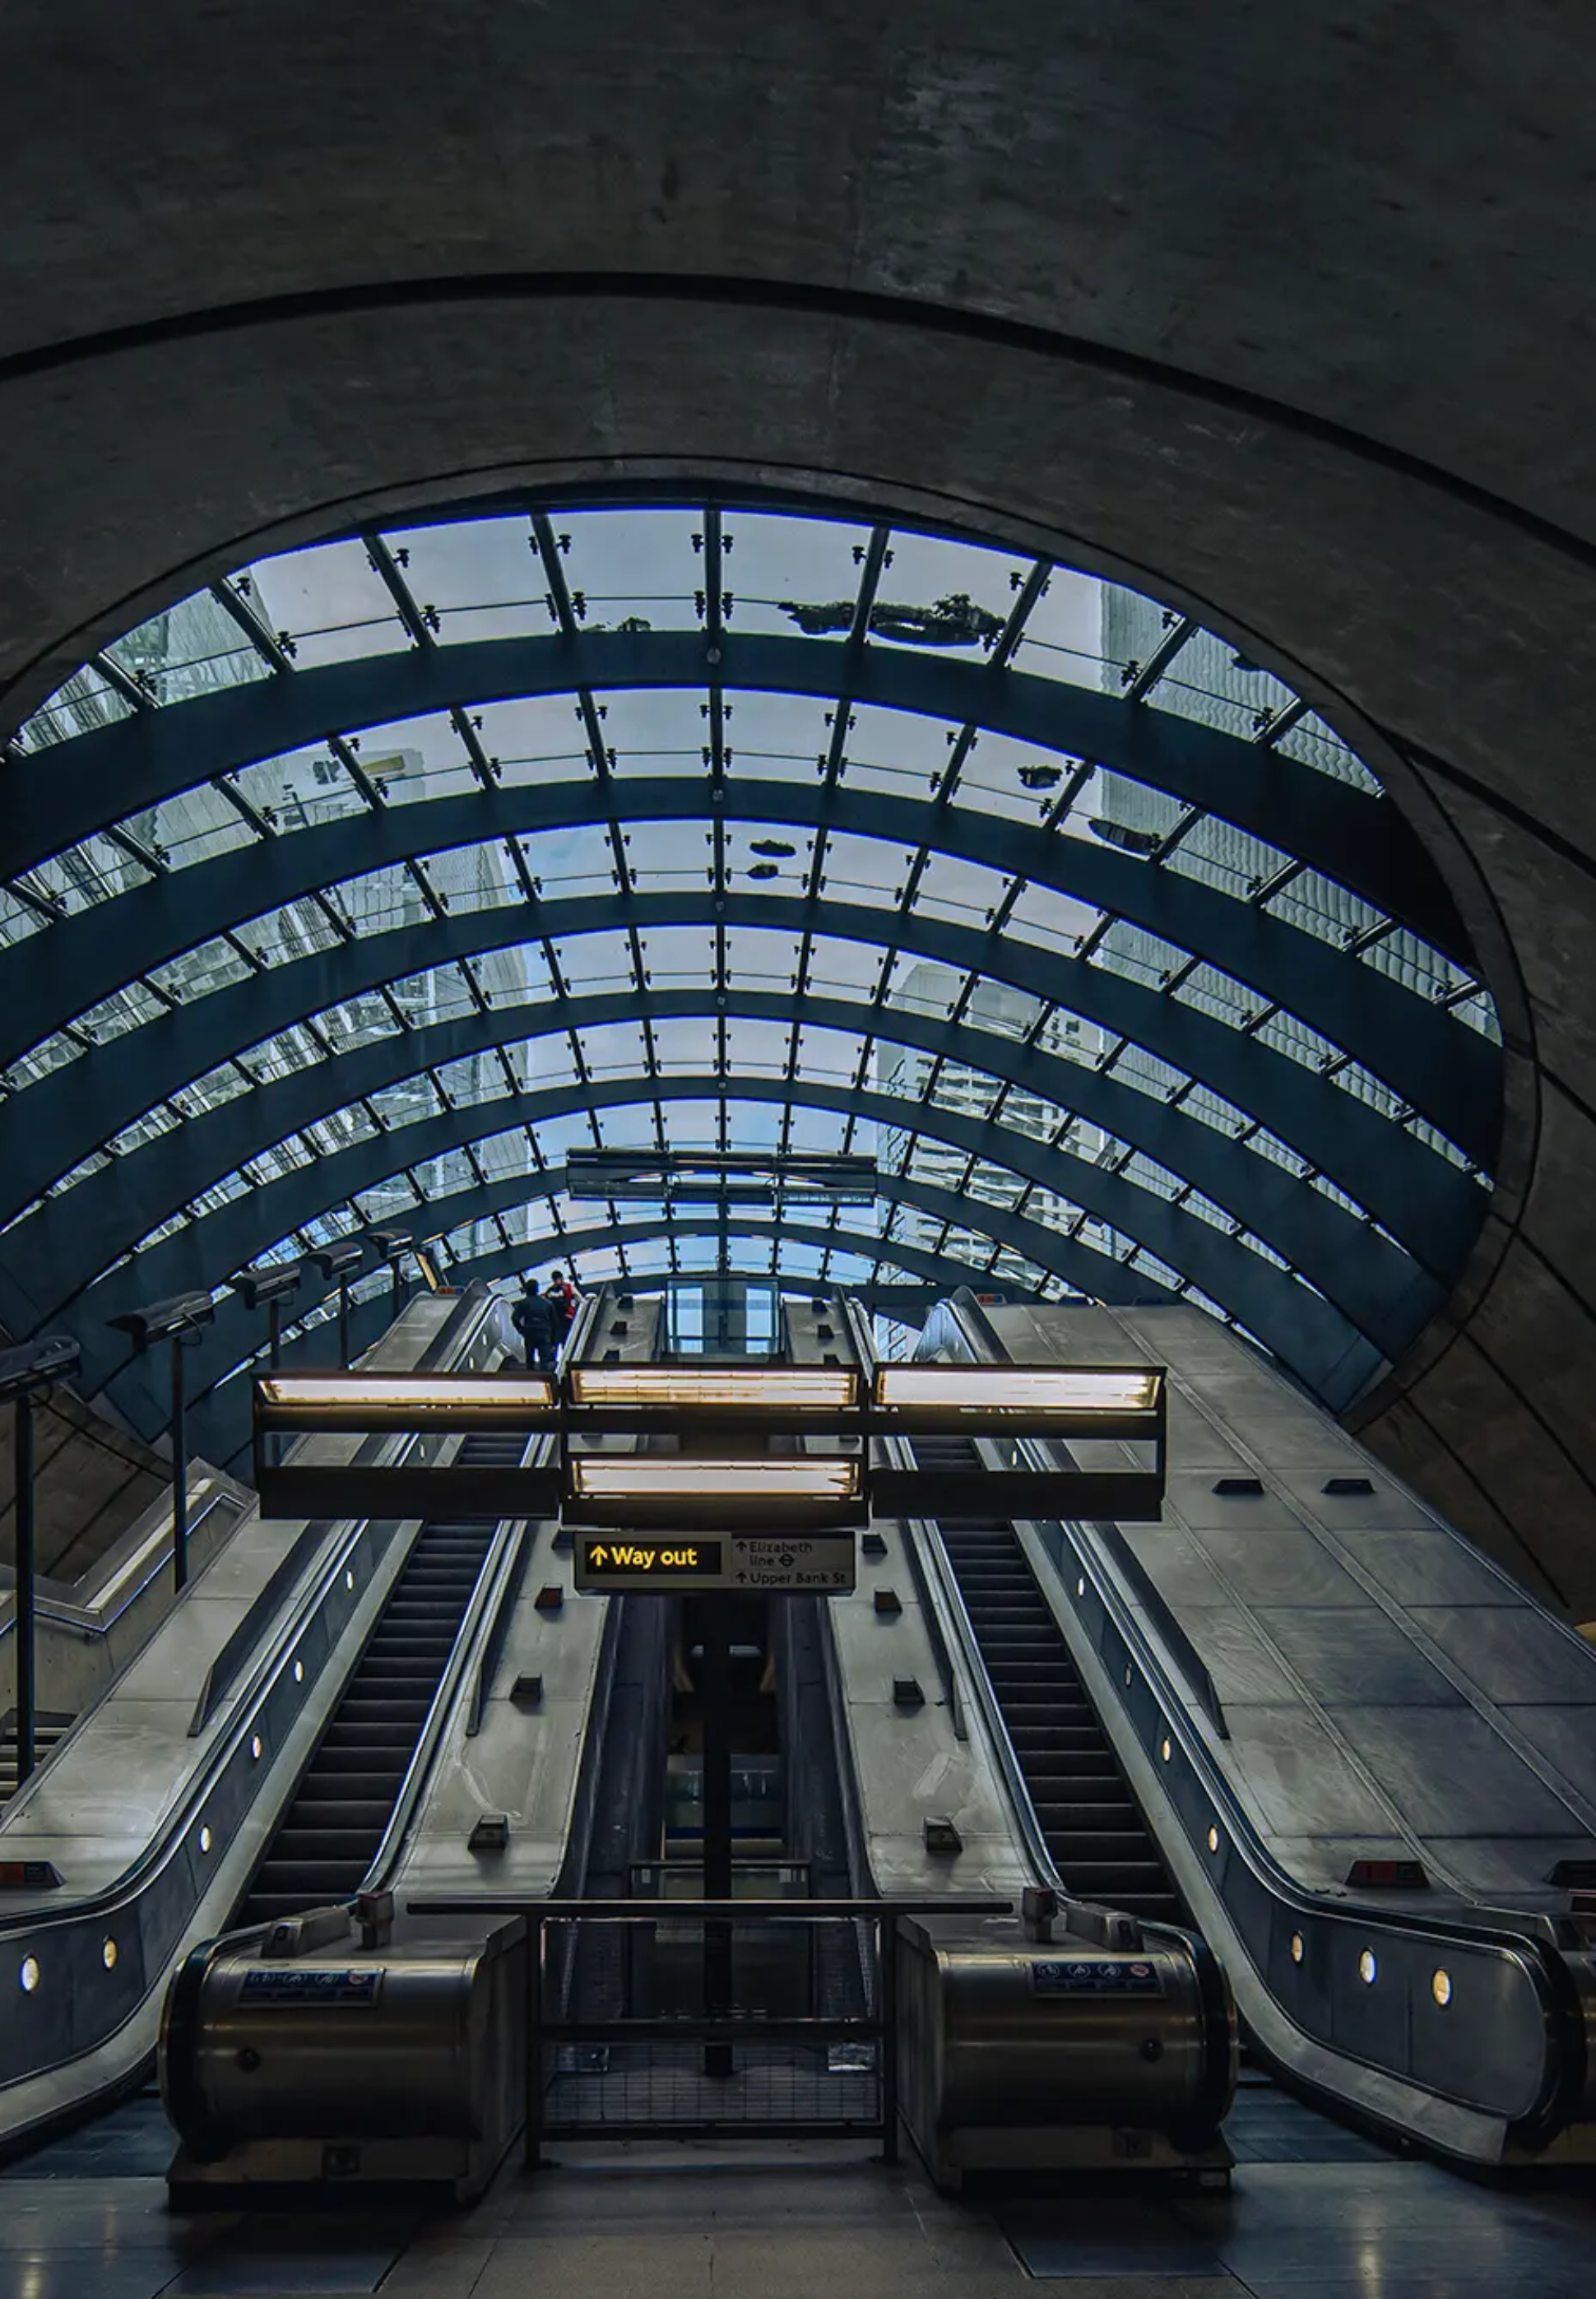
[2,2082,1594,2297]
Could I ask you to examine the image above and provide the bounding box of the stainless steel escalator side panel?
[0,1289,504,2153]
[1016,1515,1572,2162]
[163,1921,526,2204]
[895,1911,1225,2186]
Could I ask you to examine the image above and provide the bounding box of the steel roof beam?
[0,774,1496,1162]
[0,629,1468,958]
[7,978,1434,1343]
[73,1080,1384,1418]
[0,889,1478,1265]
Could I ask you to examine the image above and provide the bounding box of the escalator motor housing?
[161,1916,525,2203]
[895,1911,1234,2189]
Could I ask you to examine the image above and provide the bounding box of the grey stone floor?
[2,2081,1594,2297]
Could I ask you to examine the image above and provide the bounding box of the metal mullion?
[1439,976,1483,1011]
[1075,912,1114,964]
[1239,999,1282,1039]
[985,877,1026,940]
[93,651,155,712]
[213,775,276,838]
[404,857,446,922]
[364,532,435,651]
[990,559,1054,671]
[1256,695,1310,748]
[849,527,891,648]
[458,959,492,1018]
[1253,857,1305,908]
[1346,916,1398,959]
[1040,759,1097,831]
[1124,613,1195,703]
[425,1066,456,1112]
[897,838,933,917]
[494,1047,520,1100]
[503,836,540,904]
[328,734,386,811]
[491,1212,514,1254]
[104,822,166,875]
[208,581,295,676]
[378,983,413,1035]
[449,707,499,792]
[3,877,66,922]
[312,888,357,942]
[1151,805,1203,865]
[222,929,267,975]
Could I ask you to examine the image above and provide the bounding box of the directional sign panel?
[574,1533,856,1593]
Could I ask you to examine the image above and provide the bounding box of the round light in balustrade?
[1432,1968,1452,2008]
[1207,1827,1221,1855]
[101,1937,118,1972]
[1124,1664,1134,1687]
[250,1734,263,1760]
[1076,1576,1085,1598]
[1290,1932,1304,1965]
[293,1660,304,1684]
[1359,1948,1377,1985]
[1160,1737,1172,1763]
[198,1826,212,1854]
[346,1569,355,1590]
[19,1957,39,1994]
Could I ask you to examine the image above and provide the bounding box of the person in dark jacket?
[509,1278,559,1368]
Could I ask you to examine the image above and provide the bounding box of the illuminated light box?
[872,1363,1162,1437]
[567,1452,864,1530]
[568,1363,860,1421]
[255,1372,558,1433]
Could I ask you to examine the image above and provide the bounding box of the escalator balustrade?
[238,1432,517,1924]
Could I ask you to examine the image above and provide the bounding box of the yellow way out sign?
[575,1534,856,1592]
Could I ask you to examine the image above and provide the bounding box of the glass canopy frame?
[0,493,1501,1441]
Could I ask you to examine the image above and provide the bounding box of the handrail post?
[524,1911,544,2172]
[14,1391,36,1788]
[879,1911,899,2165]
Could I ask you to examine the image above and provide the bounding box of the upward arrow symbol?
[592,1544,609,1567]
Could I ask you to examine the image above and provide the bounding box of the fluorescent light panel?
[569,1366,859,1411]
[874,1366,1159,1413]
[258,1374,556,1410]
[569,1456,861,1501]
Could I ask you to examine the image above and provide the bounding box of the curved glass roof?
[0,495,1501,1446]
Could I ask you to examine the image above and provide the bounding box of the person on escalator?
[510,1279,559,1368]
[547,1268,579,1341]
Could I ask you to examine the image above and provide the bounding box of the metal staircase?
[238,1433,517,1924]
[912,1434,1181,1920]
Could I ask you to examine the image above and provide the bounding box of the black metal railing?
[409,1894,1009,2166]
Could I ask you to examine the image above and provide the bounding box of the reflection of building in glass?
[17,588,530,1245]
[875,964,1106,1281]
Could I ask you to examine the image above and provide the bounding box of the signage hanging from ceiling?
[573,1532,856,1593]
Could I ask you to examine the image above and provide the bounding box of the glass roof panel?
[241,541,411,668]
[721,509,874,639]
[557,509,703,633]
[380,514,548,644]
[2,497,1501,1391]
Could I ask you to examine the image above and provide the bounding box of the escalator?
[238,1430,519,1925]
[909,1433,1181,1922]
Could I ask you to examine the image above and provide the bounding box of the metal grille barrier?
[409,1895,1009,2165]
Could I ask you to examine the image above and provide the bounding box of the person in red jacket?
[546,1268,580,1344]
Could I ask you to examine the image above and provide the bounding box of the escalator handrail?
[366,1290,606,1885]
[0,1287,506,1946]
[880,1419,1241,2134]
[937,1298,1584,2137]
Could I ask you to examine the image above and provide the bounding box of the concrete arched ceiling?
[1,3,1594,1607]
